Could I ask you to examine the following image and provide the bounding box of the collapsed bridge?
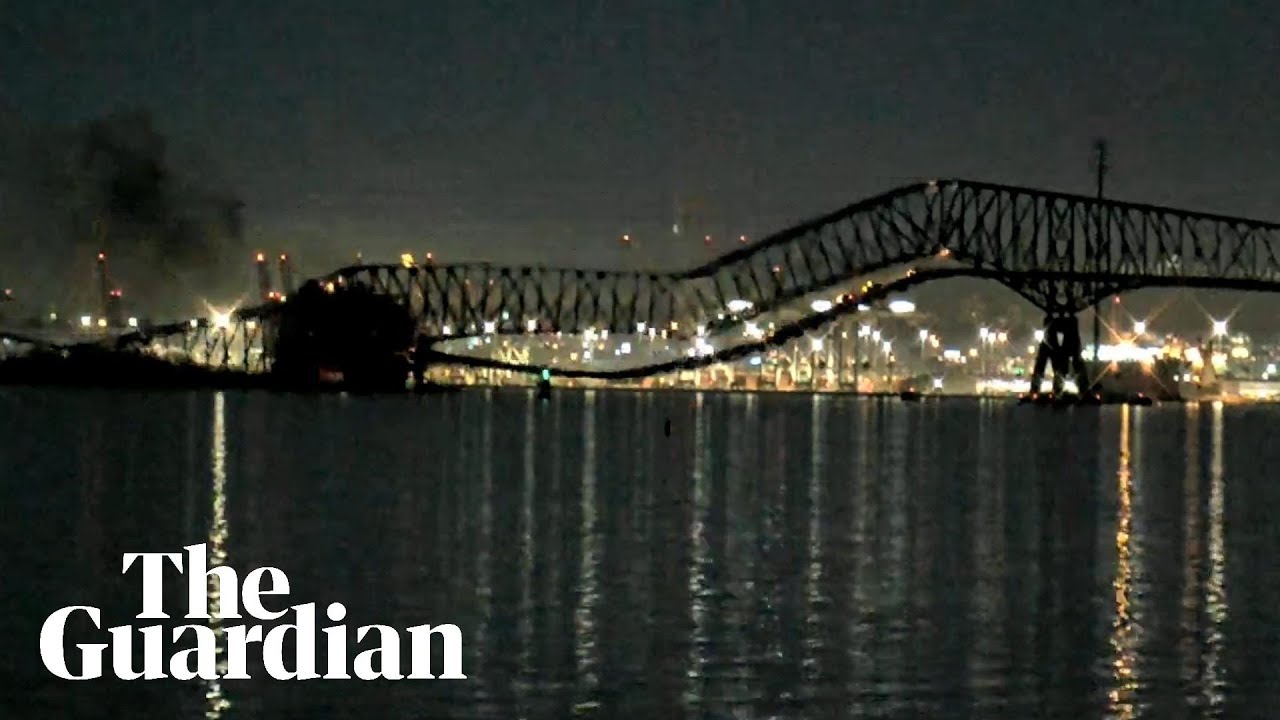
[85,178,1280,392]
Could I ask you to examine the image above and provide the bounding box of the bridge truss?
[107,178,1280,390]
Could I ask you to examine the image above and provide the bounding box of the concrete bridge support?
[1030,314,1091,394]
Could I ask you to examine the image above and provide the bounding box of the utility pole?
[1092,139,1109,363]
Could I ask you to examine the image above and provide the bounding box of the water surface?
[2,388,1278,718]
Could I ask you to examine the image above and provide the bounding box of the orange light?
[280,254,288,262]
[97,252,106,262]
[621,234,631,243]
[739,235,747,243]
[255,252,265,263]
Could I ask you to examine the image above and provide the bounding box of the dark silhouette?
[272,280,414,391]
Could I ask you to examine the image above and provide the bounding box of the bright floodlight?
[211,311,232,330]
[79,315,91,328]
[811,337,824,352]
[726,299,753,313]
[979,326,989,340]
[1212,319,1228,337]
[1034,329,1045,342]
[127,317,138,328]
[918,328,929,341]
[526,319,537,332]
[810,299,833,313]
[483,320,496,334]
[1134,320,1147,335]
[888,299,915,314]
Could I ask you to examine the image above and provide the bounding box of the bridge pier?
[1029,314,1091,395]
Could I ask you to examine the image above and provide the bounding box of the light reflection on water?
[1108,404,1138,719]
[205,391,230,719]
[1,389,1278,719]
[1204,402,1227,712]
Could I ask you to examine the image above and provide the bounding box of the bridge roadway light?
[727,299,753,313]
[810,299,833,313]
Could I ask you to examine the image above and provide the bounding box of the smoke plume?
[1,109,247,320]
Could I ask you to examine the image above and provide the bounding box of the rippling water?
[2,388,1279,718]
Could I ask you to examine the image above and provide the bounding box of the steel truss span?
[325,178,1280,343]
[97,177,1280,381]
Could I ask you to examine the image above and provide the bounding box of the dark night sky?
[2,1,1279,326]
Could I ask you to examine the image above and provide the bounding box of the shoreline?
[1,376,1262,404]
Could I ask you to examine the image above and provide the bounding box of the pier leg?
[1030,314,1091,395]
